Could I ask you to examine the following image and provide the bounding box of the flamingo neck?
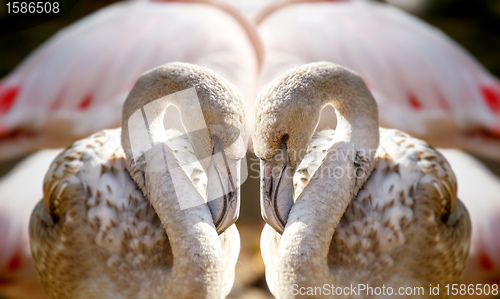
[143,163,223,297]
[120,64,228,296]
[254,62,379,167]
[273,62,380,291]
[279,141,370,291]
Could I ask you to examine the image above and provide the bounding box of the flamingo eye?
[281,134,289,143]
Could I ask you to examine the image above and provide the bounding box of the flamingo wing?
[258,1,500,160]
[0,0,259,161]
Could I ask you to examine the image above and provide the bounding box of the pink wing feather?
[258,1,500,160]
[440,149,500,287]
[0,0,259,161]
[0,150,60,299]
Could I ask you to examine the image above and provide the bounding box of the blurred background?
[1,0,500,298]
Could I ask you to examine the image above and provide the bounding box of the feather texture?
[30,129,239,298]
[263,128,471,298]
[28,62,246,298]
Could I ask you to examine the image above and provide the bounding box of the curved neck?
[276,63,380,290]
[293,62,379,152]
[122,64,246,171]
[255,62,379,167]
[120,64,227,296]
[143,154,223,297]
[121,70,212,175]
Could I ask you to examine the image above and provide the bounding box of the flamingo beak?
[260,143,295,235]
[206,135,240,235]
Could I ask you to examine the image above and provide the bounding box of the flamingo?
[254,62,471,298]
[0,0,261,162]
[0,0,498,296]
[29,62,246,298]
[0,1,260,296]
[255,0,500,289]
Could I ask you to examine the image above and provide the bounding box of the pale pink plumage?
[0,0,260,161]
[0,150,59,299]
[257,0,500,160]
[440,149,500,287]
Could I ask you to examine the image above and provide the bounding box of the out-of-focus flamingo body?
[0,0,260,161]
[0,149,59,299]
[257,0,500,160]
[439,149,500,286]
